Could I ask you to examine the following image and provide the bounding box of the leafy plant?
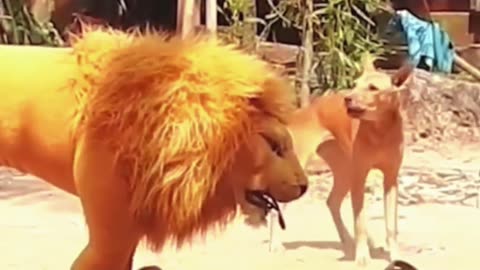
[312,0,388,91]
[0,0,63,46]
[218,0,257,49]
[220,0,292,52]
[265,0,389,94]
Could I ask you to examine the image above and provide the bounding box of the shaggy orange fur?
[0,27,308,269]
[73,28,298,248]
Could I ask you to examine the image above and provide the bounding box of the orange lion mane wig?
[71,28,296,247]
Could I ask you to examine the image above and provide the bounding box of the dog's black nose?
[344,96,352,105]
[298,184,308,196]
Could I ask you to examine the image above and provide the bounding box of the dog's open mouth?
[245,190,286,230]
[346,106,366,117]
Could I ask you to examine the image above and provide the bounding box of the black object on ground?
[385,260,419,270]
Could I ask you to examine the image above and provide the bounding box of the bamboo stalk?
[453,53,480,82]
[205,0,217,34]
[296,0,313,108]
[177,0,196,38]
[240,0,256,52]
[3,0,19,44]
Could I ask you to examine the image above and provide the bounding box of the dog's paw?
[355,243,371,267]
[384,237,400,262]
[269,240,286,253]
[388,244,400,262]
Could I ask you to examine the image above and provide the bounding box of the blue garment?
[396,9,454,73]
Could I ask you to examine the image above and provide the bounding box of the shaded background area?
[46,0,302,44]
[39,0,480,45]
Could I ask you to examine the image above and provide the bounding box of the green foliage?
[312,0,387,90]
[219,0,265,48]
[238,0,388,90]
[219,0,389,92]
[264,0,389,91]
[0,0,63,46]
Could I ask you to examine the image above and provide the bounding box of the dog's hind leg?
[71,135,142,270]
[318,141,354,255]
[380,158,402,262]
[327,170,354,256]
[350,162,371,267]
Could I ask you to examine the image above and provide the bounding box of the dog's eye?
[368,84,379,91]
[261,135,284,157]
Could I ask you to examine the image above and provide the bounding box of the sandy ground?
[1,162,480,270]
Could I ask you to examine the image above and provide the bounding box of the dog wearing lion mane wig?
[0,28,308,269]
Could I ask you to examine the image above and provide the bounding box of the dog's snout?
[298,184,308,196]
[344,96,352,106]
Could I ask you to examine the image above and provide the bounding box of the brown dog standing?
[269,58,413,267]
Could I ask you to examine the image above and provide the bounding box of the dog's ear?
[361,52,376,72]
[391,63,414,109]
[391,62,414,88]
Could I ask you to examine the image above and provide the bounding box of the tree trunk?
[205,0,216,34]
[240,0,256,52]
[296,0,313,108]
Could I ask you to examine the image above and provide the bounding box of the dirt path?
[1,152,480,270]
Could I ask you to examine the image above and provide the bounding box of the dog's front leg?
[327,166,354,254]
[351,164,371,267]
[381,159,402,262]
[268,204,287,252]
[72,135,141,270]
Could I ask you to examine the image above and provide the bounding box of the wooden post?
[454,53,480,82]
[240,0,256,52]
[296,0,313,108]
[177,0,185,36]
[193,0,201,29]
[205,0,217,34]
[177,0,197,37]
[471,0,480,11]
[178,0,216,37]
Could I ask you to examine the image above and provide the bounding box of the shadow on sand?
[0,170,79,213]
[280,240,390,262]
[0,172,52,200]
[0,172,81,213]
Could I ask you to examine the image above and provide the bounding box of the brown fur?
[269,58,413,266]
[0,27,308,269]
